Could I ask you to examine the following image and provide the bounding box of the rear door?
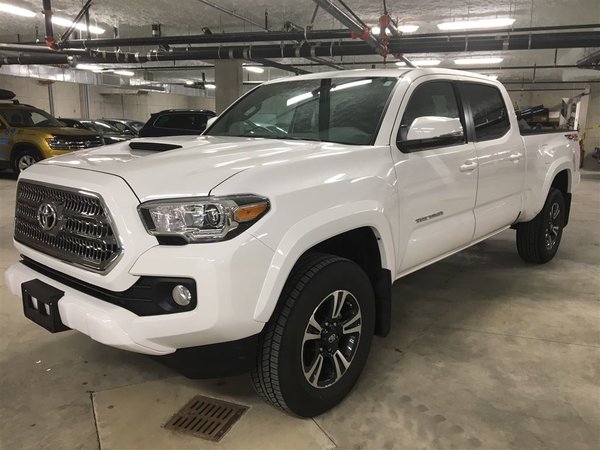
[391,77,478,273]
[459,81,526,239]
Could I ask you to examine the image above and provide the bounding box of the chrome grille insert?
[14,181,122,273]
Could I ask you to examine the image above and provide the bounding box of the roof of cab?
[263,67,498,84]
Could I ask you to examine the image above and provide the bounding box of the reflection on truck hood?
[40,135,344,202]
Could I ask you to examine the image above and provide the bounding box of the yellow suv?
[0,92,102,173]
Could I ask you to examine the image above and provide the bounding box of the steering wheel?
[243,120,288,137]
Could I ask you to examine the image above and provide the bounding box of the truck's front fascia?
[5,163,274,355]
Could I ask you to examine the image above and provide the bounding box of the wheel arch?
[11,142,43,164]
[253,207,395,337]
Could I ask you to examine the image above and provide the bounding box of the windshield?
[83,120,120,133]
[207,77,398,145]
[0,108,63,128]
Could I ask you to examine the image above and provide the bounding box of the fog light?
[172,285,192,306]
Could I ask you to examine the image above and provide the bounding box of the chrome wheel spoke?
[330,290,348,319]
[342,311,361,335]
[303,317,322,342]
[305,354,324,387]
[332,350,351,380]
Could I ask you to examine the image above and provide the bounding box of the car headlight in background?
[138,195,270,243]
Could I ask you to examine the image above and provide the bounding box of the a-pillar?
[214,60,243,114]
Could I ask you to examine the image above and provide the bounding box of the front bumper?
[6,232,275,355]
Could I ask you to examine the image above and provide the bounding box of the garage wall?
[0,74,51,111]
[0,74,216,123]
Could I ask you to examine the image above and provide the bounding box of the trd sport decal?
[416,211,444,223]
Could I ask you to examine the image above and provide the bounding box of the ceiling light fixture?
[113,70,134,76]
[397,24,419,33]
[396,59,441,67]
[454,57,504,65]
[205,83,216,89]
[185,80,195,85]
[372,24,419,35]
[76,63,104,72]
[437,17,515,31]
[244,66,265,74]
[52,16,105,34]
[0,2,36,17]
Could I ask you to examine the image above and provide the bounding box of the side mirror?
[399,116,464,152]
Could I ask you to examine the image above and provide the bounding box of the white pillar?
[214,60,243,114]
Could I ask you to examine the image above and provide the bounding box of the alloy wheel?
[17,155,36,172]
[301,290,362,389]
[544,202,561,250]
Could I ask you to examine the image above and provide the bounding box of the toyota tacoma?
[5,69,580,417]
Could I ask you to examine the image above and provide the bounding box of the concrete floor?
[0,171,598,450]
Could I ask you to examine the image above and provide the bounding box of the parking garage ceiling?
[0,0,598,88]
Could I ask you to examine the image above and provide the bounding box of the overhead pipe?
[2,31,599,66]
[42,0,56,50]
[51,24,599,50]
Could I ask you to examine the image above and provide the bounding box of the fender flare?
[252,201,396,323]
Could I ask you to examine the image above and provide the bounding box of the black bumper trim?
[20,257,196,316]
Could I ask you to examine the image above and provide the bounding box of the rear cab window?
[460,83,511,141]
[154,113,210,131]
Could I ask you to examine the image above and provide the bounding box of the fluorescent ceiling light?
[185,80,194,85]
[244,66,264,74]
[287,92,312,106]
[205,83,216,89]
[396,59,441,67]
[397,24,419,33]
[113,70,134,76]
[76,63,103,72]
[438,17,515,31]
[372,24,419,35]
[52,16,105,34]
[0,3,36,17]
[454,57,504,65]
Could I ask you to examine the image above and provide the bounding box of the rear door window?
[460,83,511,141]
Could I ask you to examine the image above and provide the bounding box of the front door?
[391,78,478,273]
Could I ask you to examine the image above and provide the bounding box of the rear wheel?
[14,149,41,173]
[516,187,566,263]
[252,253,375,417]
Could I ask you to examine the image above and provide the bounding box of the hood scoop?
[129,142,183,152]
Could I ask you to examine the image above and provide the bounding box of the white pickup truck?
[6,68,580,417]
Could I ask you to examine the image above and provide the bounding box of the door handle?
[459,161,478,172]
[509,153,522,162]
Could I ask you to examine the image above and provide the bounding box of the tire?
[252,253,375,417]
[516,187,566,264]
[13,148,41,173]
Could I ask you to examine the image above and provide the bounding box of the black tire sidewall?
[278,259,375,417]
[537,188,565,261]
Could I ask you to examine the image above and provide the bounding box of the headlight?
[138,195,270,243]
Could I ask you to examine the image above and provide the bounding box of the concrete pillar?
[214,60,243,114]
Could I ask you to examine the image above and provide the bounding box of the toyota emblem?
[37,203,58,231]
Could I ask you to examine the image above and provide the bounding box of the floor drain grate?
[164,395,248,442]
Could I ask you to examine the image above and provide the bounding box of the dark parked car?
[60,118,134,144]
[139,109,216,137]
[102,118,145,136]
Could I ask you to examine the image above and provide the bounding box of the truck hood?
[28,127,98,137]
[40,135,340,201]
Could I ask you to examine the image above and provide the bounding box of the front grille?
[14,181,122,272]
[48,135,103,150]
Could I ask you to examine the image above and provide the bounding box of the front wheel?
[516,187,566,263]
[252,253,375,417]
[14,149,41,173]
